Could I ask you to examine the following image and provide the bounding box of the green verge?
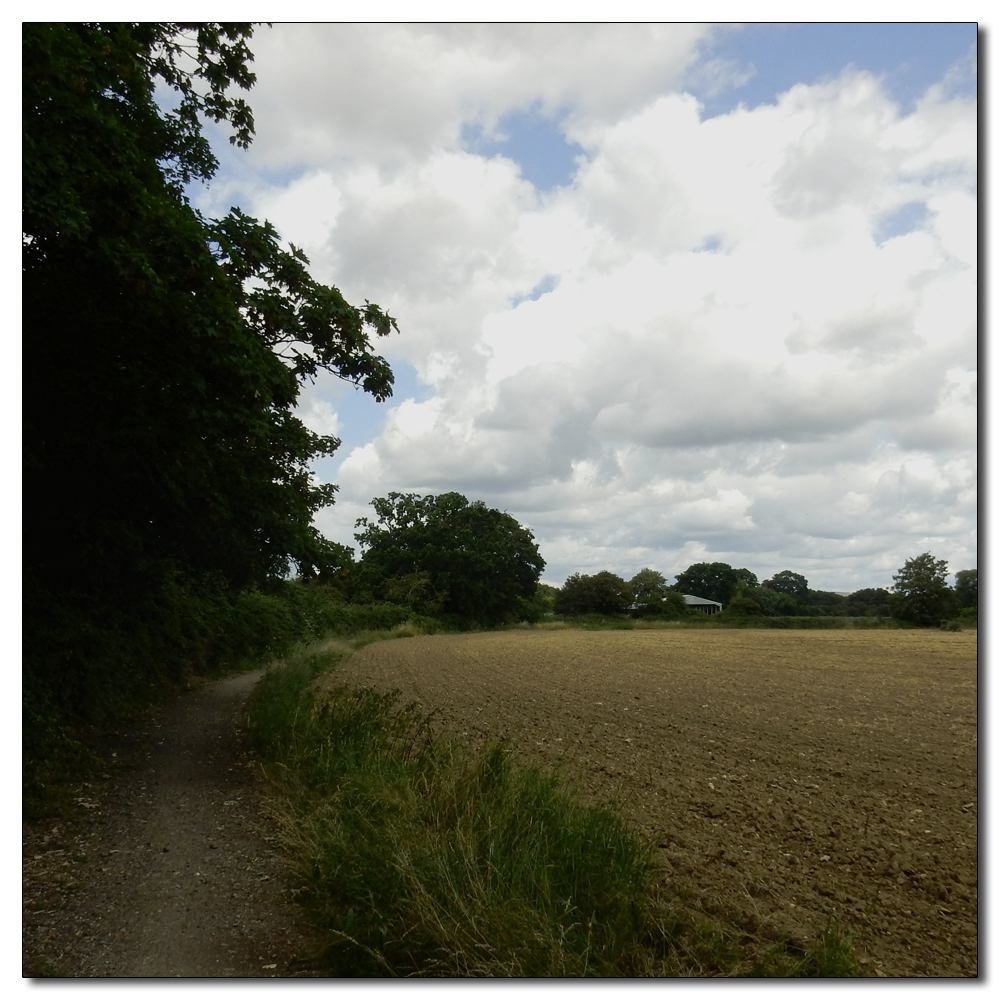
[248,639,861,978]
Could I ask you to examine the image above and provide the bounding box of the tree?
[845,588,891,617]
[674,562,755,607]
[516,583,560,623]
[555,572,633,616]
[627,569,689,618]
[23,23,397,715]
[629,568,670,617]
[889,554,957,626]
[954,569,978,609]
[354,493,545,626]
[801,590,848,616]
[762,571,809,598]
[24,24,397,596]
[298,540,357,597]
[742,585,801,616]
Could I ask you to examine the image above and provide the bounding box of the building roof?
[683,594,723,607]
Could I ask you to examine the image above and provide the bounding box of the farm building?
[684,594,723,615]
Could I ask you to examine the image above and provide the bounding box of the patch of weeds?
[747,922,860,977]
[251,649,656,976]
[347,621,435,650]
[23,710,100,821]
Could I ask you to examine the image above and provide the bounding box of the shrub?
[958,606,978,627]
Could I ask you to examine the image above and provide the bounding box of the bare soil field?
[326,627,978,978]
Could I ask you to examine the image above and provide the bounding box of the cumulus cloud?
[201,25,976,590]
[237,24,712,170]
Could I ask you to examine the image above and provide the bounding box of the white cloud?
[238,24,713,171]
[206,26,976,590]
[295,395,341,439]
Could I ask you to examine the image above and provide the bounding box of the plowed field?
[324,627,978,978]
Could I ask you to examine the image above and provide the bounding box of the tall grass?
[249,644,860,978]
[250,648,652,975]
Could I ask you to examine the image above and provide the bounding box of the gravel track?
[23,670,324,979]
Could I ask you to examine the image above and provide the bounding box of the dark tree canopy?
[889,553,957,626]
[355,493,545,626]
[24,22,396,601]
[627,568,688,618]
[744,586,801,616]
[674,562,755,607]
[555,572,633,617]
[23,23,397,720]
[629,568,669,616]
[845,588,892,617]
[725,595,765,616]
[954,569,978,609]
[762,570,809,597]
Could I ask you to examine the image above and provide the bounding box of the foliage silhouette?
[23,23,396,721]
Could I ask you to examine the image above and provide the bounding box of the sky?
[191,20,978,593]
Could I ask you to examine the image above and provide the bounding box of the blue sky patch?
[464,107,585,191]
[511,274,559,307]
[692,23,977,119]
[309,361,433,480]
[873,201,931,244]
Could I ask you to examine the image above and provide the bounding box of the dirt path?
[23,670,324,978]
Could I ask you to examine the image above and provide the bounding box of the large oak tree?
[355,492,545,626]
[23,23,396,713]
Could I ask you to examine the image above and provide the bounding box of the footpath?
[23,670,324,978]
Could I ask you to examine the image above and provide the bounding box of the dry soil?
[326,626,979,978]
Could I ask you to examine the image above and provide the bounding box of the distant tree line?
[319,506,977,632]
[538,556,976,626]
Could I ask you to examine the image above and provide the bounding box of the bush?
[958,606,978,627]
[653,591,691,620]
